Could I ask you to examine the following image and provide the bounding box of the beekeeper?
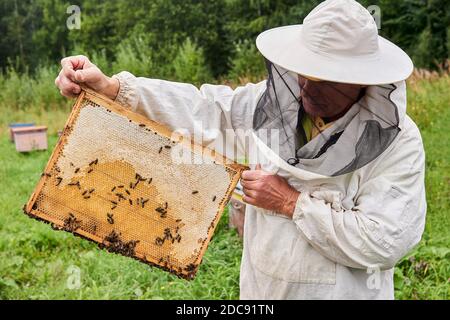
[56,0,426,300]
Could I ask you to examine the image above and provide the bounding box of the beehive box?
[12,126,48,152]
[9,122,36,142]
[24,88,246,279]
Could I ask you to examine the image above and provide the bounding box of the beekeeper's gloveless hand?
[55,55,119,99]
[241,165,300,218]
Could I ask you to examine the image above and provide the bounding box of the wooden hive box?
[24,88,246,279]
[9,123,36,142]
[13,126,48,152]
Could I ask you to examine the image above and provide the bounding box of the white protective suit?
[112,69,426,300]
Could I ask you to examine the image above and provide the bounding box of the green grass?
[0,75,449,300]
[393,75,450,300]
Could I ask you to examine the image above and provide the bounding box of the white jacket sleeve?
[292,124,427,270]
[112,71,266,161]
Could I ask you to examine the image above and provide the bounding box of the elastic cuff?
[292,191,314,240]
[112,71,138,110]
[258,207,290,220]
[292,191,309,222]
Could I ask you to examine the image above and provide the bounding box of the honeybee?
[107,213,114,224]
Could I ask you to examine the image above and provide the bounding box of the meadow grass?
[0,74,448,300]
[393,74,450,300]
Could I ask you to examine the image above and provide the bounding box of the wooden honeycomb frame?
[24,88,247,280]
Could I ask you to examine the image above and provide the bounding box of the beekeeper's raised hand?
[241,164,300,218]
[55,55,119,99]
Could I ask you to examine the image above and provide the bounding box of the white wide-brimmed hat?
[256,0,414,85]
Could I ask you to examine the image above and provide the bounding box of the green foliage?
[90,49,112,76]
[227,40,266,83]
[448,26,450,57]
[172,38,213,85]
[112,35,154,77]
[412,28,433,70]
[0,0,448,75]
[0,64,66,111]
[31,64,66,109]
[0,66,34,110]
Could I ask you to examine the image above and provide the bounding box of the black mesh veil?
[252,60,402,177]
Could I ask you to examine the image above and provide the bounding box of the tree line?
[0,0,449,81]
